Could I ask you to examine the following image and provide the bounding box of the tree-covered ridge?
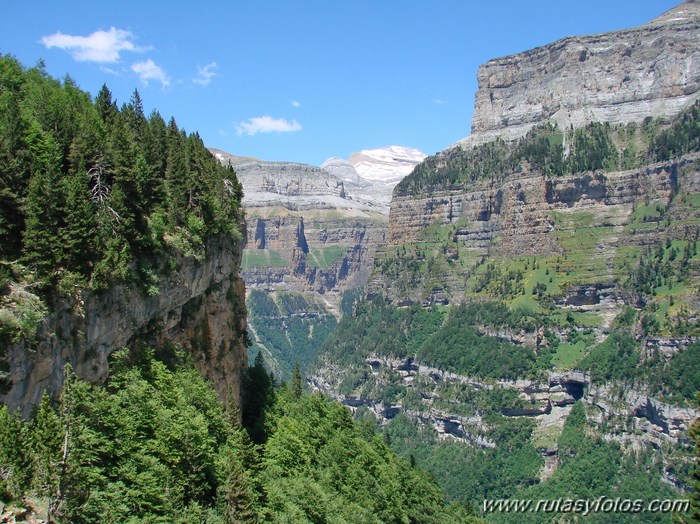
[494,402,685,524]
[396,101,700,195]
[0,55,243,291]
[320,297,700,406]
[321,298,554,382]
[0,350,478,523]
[246,290,337,381]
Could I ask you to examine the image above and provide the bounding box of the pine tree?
[219,444,258,524]
[94,84,117,125]
[0,405,31,500]
[291,361,302,399]
[165,117,189,228]
[31,391,64,522]
[21,123,65,280]
[241,352,274,444]
[60,172,96,279]
[125,88,147,146]
[142,110,167,196]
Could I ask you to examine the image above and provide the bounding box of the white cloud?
[40,27,144,63]
[433,98,447,105]
[193,62,218,86]
[292,100,301,108]
[236,116,302,136]
[131,59,170,88]
[99,66,121,76]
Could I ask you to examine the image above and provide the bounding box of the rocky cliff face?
[1,234,249,416]
[244,214,386,295]
[378,2,700,309]
[309,2,700,501]
[389,154,698,249]
[376,153,700,309]
[310,353,699,482]
[455,1,700,148]
[210,148,425,309]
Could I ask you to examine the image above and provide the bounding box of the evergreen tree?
[94,84,117,125]
[31,391,65,522]
[165,117,189,227]
[241,352,275,444]
[219,444,257,524]
[142,110,167,202]
[124,88,147,147]
[0,405,32,501]
[291,362,302,399]
[59,172,96,279]
[21,123,65,280]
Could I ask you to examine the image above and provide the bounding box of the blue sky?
[2,0,681,165]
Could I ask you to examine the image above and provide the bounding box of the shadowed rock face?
[1,234,249,416]
[454,1,700,148]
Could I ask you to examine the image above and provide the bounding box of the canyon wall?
[455,1,700,148]
[1,233,249,415]
[211,151,389,310]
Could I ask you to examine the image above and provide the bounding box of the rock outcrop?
[211,147,424,310]
[310,352,698,477]
[1,234,249,416]
[455,1,700,148]
[377,153,700,306]
[376,2,700,307]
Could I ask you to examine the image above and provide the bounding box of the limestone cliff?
[309,2,700,500]
[380,155,699,314]
[210,149,391,310]
[378,2,700,311]
[455,1,700,148]
[0,233,248,416]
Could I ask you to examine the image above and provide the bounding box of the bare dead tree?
[87,156,110,204]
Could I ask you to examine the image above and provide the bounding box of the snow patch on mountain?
[348,146,427,186]
[320,157,360,184]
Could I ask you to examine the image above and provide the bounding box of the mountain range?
[222,1,700,514]
[0,1,699,521]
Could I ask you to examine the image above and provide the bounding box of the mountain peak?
[347,146,427,185]
[649,1,700,25]
[452,1,700,149]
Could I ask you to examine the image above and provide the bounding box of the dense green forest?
[0,56,478,523]
[384,402,687,523]
[0,54,243,295]
[321,297,699,402]
[0,349,478,523]
[246,290,337,381]
[314,296,699,520]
